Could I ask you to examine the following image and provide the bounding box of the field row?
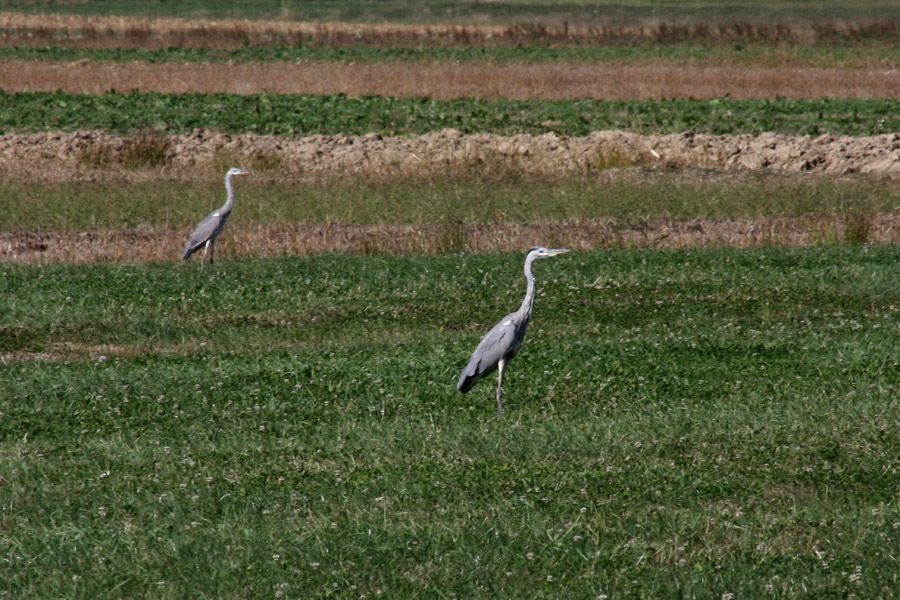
[3,172,898,264]
[2,91,900,136]
[4,44,900,70]
[3,1,900,30]
[4,248,900,597]
[5,60,900,101]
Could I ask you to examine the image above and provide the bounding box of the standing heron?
[182,167,251,271]
[457,246,569,416]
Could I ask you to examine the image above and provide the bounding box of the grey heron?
[457,246,569,416]
[182,167,251,270]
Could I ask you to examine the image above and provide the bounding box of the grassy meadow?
[4,247,900,598]
[4,1,900,598]
[4,172,900,233]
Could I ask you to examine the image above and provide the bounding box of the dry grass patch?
[4,216,900,265]
[4,60,900,100]
[77,130,171,169]
[3,12,900,50]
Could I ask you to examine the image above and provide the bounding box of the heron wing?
[182,211,224,259]
[457,314,519,393]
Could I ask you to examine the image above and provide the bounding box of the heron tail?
[457,368,480,393]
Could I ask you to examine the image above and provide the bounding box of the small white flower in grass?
[310,562,320,569]
[526,552,535,561]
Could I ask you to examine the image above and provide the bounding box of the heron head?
[226,167,252,177]
[528,246,569,259]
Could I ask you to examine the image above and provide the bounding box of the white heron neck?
[221,174,236,213]
[518,253,538,321]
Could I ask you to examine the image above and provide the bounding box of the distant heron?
[182,167,251,271]
[457,247,569,416]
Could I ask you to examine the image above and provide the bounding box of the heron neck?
[519,254,537,320]
[222,174,236,213]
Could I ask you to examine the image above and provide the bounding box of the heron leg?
[496,359,506,417]
[209,240,215,266]
[200,240,211,273]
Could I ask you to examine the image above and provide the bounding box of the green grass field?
[3,247,900,598]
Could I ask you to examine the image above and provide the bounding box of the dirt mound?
[1,129,899,182]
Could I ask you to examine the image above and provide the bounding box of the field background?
[3,1,900,598]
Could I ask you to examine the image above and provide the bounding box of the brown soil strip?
[3,216,897,265]
[2,129,900,183]
[0,11,516,38]
[2,60,899,100]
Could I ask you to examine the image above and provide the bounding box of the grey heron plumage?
[457,246,569,416]
[182,167,251,271]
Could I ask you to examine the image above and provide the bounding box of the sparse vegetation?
[121,131,171,168]
[5,172,899,234]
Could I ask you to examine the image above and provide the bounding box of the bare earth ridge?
[1,128,899,181]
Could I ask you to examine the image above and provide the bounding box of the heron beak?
[545,248,569,256]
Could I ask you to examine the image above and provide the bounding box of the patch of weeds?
[595,144,655,171]
[76,142,115,168]
[810,212,872,245]
[212,147,245,173]
[121,131,171,169]
[842,212,871,244]
[247,150,282,173]
[435,220,467,254]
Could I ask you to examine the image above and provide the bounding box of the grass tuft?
[594,143,656,171]
[121,130,171,169]
[75,130,171,169]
